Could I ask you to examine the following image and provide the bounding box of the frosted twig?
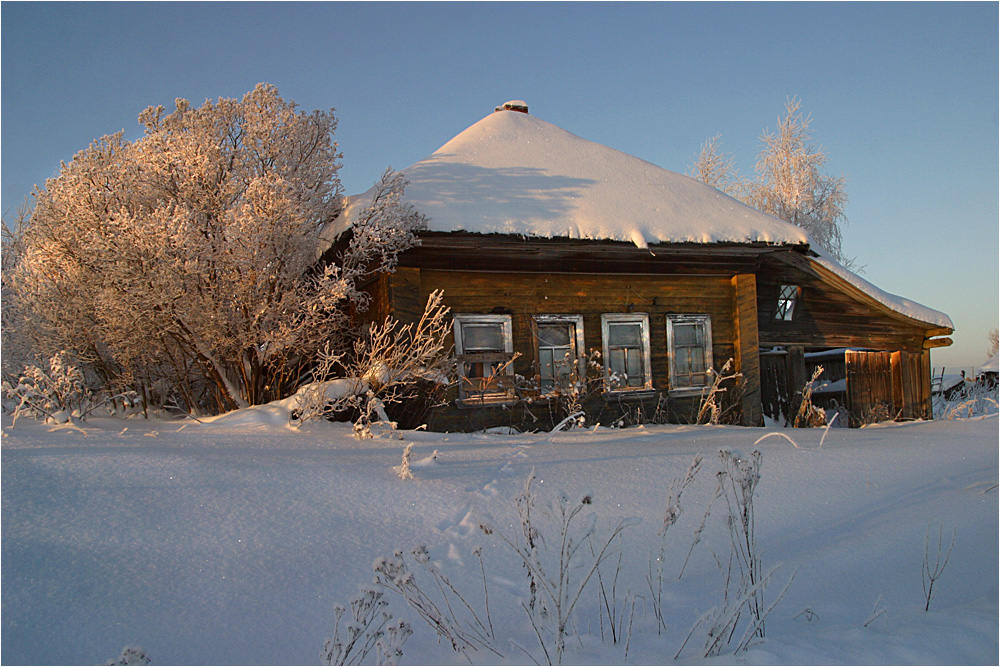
[922,523,956,611]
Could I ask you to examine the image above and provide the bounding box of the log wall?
[418,269,737,388]
[386,267,759,429]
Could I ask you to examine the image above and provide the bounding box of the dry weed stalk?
[322,586,411,666]
[794,365,827,428]
[372,547,500,662]
[697,359,743,425]
[648,454,703,633]
[922,523,956,611]
[480,470,637,665]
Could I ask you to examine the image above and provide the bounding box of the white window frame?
[453,314,515,404]
[775,284,799,321]
[601,313,653,392]
[533,315,585,394]
[666,314,714,395]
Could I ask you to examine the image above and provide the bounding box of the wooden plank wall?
[758,257,928,353]
[389,267,423,324]
[846,350,931,425]
[759,351,790,423]
[896,351,932,419]
[846,350,894,426]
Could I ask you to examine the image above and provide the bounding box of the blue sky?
[2,2,997,370]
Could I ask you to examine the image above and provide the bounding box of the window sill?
[602,389,656,401]
[668,387,710,398]
[455,396,518,409]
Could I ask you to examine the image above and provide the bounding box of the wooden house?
[324,102,953,430]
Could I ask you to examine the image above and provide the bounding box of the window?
[453,314,514,403]
[775,284,799,321]
[533,315,585,393]
[666,315,713,393]
[601,313,652,391]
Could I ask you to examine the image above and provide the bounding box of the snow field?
[2,414,996,665]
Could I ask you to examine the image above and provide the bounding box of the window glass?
[461,323,505,351]
[538,323,571,348]
[601,314,651,391]
[454,315,513,402]
[673,322,701,348]
[776,285,798,321]
[535,318,582,393]
[623,347,642,386]
[608,322,643,347]
[667,315,713,391]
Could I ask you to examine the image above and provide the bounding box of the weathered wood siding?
[757,254,928,352]
[385,266,756,429]
[418,269,737,387]
[358,237,944,430]
[732,274,763,426]
[845,350,931,425]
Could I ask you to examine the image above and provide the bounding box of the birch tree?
[690,98,851,266]
[688,134,740,196]
[4,84,425,413]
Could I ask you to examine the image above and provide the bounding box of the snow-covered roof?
[979,354,998,374]
[329,102,952,330]
[330,105,809,248]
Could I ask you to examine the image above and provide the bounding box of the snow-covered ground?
[2,411,996,665]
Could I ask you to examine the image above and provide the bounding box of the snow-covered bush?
[937,379,998,420]
[2,351,92,425]
[290,291,453,437]
[3,84,425,415]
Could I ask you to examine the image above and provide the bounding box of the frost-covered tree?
[3,84,425,413]
[746,98,849,264]
[988,327,999,357]
[690,98,851,266]
[688,134,740,196]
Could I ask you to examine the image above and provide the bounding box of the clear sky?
[3,2,997,371]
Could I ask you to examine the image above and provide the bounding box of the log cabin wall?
[387,264,759,430]
[348,237,942,430]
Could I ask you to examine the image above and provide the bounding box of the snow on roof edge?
[806,239,953,330]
